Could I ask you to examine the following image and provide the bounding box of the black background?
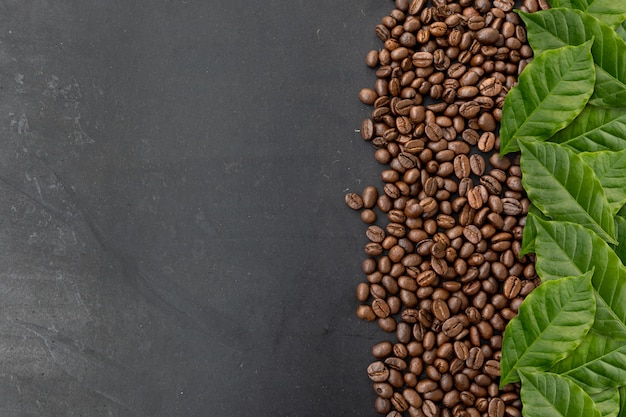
[0,1,397,416]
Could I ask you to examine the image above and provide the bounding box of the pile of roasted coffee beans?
[346,0,549,416]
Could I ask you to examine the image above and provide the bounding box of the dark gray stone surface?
[0,0,392,416]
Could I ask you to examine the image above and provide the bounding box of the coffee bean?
[476,27,500,45]
[373,382,393,399]
[432,299,451,321]
[480,175,502,195]
[368,361,390,382]
[501,197,523,215]
[459,101,481,119]
[488,397,505,417]
[479,77,503,96]
[430,22,448,37]
[484,359,501,377]
[466,347,485,369]
[425,122,443,141]
[477,132,495,152]
[453,154,471,179]
[442,316,464,337]
[366,225,385,243]
[372,298,392,318]
[422,399,438,417]
[460,390,475,406]
[417,379,438,394]
[408,0,426,15]
[345,193,364,209]
[386,357,408,372]
[466,187,483,209]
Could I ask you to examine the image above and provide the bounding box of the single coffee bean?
[408,0,426,14]
[430,21,448,37]
[460,390,475,406]
[372,298,392,318]
[416,379,438,394]
[466,347,485,370]
[453,154,471,179]
[427,256,445,275]
[374,397,391,414]
[501,197,523,215]
[459,101,481,119]
[457,85,479,98]
[373,382,394,399]
[480,175,502,195]
[366,225,386,243]
[476,27,500,45]
[345,193,364,209]
[368,361,390,382]
[453,340,469,360]
[466,185,484,209]
[484,360,501,377]
[477,132,495,152]
[479,77,503,96]
[403,387,423,408]
[361,186,378,208]
[442,316,464,337]
[372,341,393,358]
[359,88,378,105]
[478,112,496,132]
[467,16,485,31]
[386,357,408,372]
[432,299,451,321]
[488,397,505,417]
[390,392,410,412]
[422,399,438,417]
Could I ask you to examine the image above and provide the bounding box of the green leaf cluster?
[499,2,626,417]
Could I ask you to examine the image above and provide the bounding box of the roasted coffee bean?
[359,88,379,105]
[477,132,495,152]
[373,382,394,399]
[372,341,393,358]
[476,27,500,45]
[422,399,438,417]
[466,347,485,370]
[453,154,471,179]
[484,360,501,377]
[501,198,523,215]
[479,77,503,96]
[372,298,391,318]
[432,299,451,321]
[488,398,505,417]
[442,316,464,337]
[345,193,364,209]
[368,361,390,382]
[459,101,481,119]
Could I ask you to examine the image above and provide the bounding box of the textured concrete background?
[0,0,392,415]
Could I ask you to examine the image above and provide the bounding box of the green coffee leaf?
[519,370,602,417]
[551,330,626,392]
[550,105,626,152]
[519,141,616,244]
[500,272,595,386]
[580,149,626,214]
[521,208,540,257]
[590,388,621,417]
[499,41,595,154]
[615,215,626,266]
[549,0,626,28]
[531,218,626,339]
[520,8,626,108]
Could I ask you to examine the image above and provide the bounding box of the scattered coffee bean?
[350,3,538,416]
